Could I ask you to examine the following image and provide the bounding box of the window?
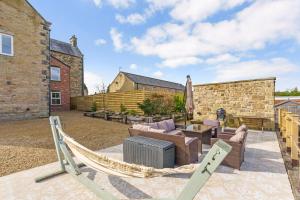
[51,91,61,105]
[0,33,13,56]
[51,67,61,81]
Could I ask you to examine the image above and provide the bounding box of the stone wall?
[193,77,276,130]
[0,0,50,120]
[50,51,83,97]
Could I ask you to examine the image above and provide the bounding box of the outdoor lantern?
[216,108,226,121]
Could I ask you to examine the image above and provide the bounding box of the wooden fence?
[71,90,179,114]
[278,109,300,166]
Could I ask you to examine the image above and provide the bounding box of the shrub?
[120,104,127,113]
[138,98,155,116]
[91,101,97,112]
[127,109,138,116]
[173,94,185,113]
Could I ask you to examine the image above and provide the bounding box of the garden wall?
[71,90,179,114]
[193,77,276,130]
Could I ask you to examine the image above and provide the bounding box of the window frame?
[51,91,61,105]
[50,66,61,81]
[0,33,14,56]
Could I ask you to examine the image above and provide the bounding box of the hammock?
[58,127,198,178]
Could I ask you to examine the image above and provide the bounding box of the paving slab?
[0,131,294,200]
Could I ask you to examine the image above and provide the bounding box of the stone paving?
[0,131,294,200]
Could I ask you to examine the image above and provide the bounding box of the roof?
[50,39,83,57]
[275,100,300,107]
[121,72,185,91]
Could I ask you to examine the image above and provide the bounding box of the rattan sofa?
[128,128,198,165]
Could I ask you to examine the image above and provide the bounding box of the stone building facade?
[50,56,70,111]
[0,0,84,120]
[108,72,185,93]
[0,0,50,120]
[193,77,276,130]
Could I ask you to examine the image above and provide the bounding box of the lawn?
[0,111,130,177]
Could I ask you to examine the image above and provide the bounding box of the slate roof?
[50,39,83,57]
[121,72,185,91]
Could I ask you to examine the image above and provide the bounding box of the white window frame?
[0,33,14,56]
[50,66,61,81]
[51,91,61,105]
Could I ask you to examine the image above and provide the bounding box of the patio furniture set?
[126,119,248,169]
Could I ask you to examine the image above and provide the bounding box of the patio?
[0,130,294,200]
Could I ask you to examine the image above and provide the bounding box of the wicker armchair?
[211,132,247,170]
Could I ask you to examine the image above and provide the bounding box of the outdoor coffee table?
[181,124,213,153]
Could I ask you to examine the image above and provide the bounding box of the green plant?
[120,104,127,113]
[127,109,138,116]
[173,94,185,113]
[138,98,155,116]
[275,87,300,96]
[91,101,97,112]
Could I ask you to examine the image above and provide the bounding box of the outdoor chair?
[210,125,248,170]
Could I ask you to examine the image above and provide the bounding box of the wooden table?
[233,115,269,132]
[181,124,213,153]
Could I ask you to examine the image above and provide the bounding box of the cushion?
[165,119,176,131]
[148,128,166,133]
[203,119,220,127]
[167,129,182,135]
[184,137,194,144]
[235,124,247,134]
[229,131,246,143]
[157,120,169,131]
[132,124,150,131]
[148,122,159,129]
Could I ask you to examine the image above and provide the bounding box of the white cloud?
[160,57,202,68]
[107,0,135,9]
[93,0,102,7]
[129,0,300,67]
[84,71,103,95]
[116,13,146,25]
[214,58,298,82]
[206,54,240,65]
[153,70,164,78]
[110,28,124,51]
[129,64,137,70]
[95,38,106,46]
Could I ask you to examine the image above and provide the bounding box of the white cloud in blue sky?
[29,0,300,93]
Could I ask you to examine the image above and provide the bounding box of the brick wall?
[50,57,70,111]
[193,77,276,130]
[0,0,50,120]
[50,51,83,97]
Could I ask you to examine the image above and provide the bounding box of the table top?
[184,124,213,134]
[232,115,269,120]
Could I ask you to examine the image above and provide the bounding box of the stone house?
[108,72,185,93]
[0,0,84,120]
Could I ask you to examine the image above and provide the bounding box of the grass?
[0,111,130,177]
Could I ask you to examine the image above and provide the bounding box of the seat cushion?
[203,119,220,127]
[157,120,169,131]
[149,128,166,133]
[167,129,182,135]
[165,119,176,131]
[229,131,246,143]
[132,124,150,131]
[148,122,159,129]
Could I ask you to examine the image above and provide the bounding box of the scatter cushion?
[132,124,150,131]
[235,124,247,134]
[148,122,159,129]
[148,128,166,133]
[165,119,176,131]
[229,131,246,143]
[157,120,169,131]
[184,137,195,144]
[203,119,220,127]
[167,130,182,135]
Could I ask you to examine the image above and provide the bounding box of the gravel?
[0,111,130,177]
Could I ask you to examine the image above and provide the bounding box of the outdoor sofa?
[128,119,199,165]
[211,125,248,169]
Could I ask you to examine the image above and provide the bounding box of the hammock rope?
[57,127,198,178]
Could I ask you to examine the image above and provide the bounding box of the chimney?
[70,35,77,47]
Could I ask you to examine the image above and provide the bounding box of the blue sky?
[28,0,300,94]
